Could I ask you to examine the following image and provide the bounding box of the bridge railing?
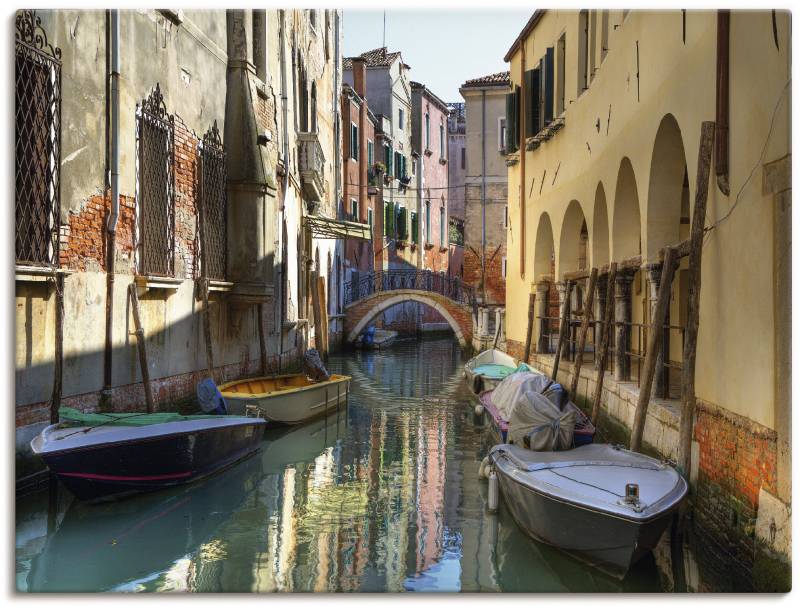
[344,269,476,307]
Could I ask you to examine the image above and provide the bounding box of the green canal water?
[16,336,663,592]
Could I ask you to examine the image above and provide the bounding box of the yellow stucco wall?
[505,10,790,429]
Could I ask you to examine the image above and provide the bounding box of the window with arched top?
[310,82,317,132]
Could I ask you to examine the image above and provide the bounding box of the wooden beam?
[678,121,715,476]
[311,271,325,356]
[50,274,64,424]
[551,280,573,380]
[630,246,678,452]
[570,268,598,399]
[201,278,215,380]
[128,283,154,413]
[523,292,536,363]
[317,275,329,361]
[591,263,617,426]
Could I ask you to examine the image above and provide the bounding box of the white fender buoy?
[487,470,499,513]
[478,456,490,480]
[474,404,484,416]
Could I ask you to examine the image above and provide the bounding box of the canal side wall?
[504,342,790,591]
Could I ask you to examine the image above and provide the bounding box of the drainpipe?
[715,9,730,196]
[277,9,290,367]
[416,155,423,268]
[481,89,487,304]
[102,9,120,406]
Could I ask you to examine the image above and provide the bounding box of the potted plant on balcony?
[373,161,386,175]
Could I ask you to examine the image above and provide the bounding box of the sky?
[342,10,530,102]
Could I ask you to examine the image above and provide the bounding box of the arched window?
[310,82,317,132]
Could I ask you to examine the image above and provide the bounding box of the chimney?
[352,57,367,98]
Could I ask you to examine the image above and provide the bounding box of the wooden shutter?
[505,88,519,153]
[538,56,546,131]
[525,68,541,137]
[514,86,521,148]
[544,47,555,125]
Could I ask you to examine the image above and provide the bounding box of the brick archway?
[344,289,474,348]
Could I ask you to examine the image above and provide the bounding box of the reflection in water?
[17,337,662,592]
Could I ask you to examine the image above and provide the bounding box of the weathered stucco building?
[446,102,466,280]
[503,9,790,591]
[14,8,353,480]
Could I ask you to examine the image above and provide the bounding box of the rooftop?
[343,46,409,70]
[460,71,511,89]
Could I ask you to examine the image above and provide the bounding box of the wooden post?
[569,268,598,400]
[258,302,268,376]
[678,121,715,476]
[591,263,617,426]
[311,271,324,355]
[630,246,678,452]
[201,279,215,380]
[523,292,536,363]
[50,273,64,424]
[551,280,573,380]
[317,275,329,360]
[128,283,154,413]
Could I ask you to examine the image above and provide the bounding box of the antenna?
[383,11,386,48]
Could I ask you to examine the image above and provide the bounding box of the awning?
[303,215,372,241]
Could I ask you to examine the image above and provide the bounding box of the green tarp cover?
[473,363,516,380]
[58,407,228,427]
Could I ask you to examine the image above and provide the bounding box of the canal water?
[16,336,663,592]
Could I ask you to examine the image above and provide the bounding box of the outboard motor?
[197,377,227,415]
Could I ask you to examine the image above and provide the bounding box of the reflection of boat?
[30,408,266,502]
[479,389,595,446]
[464,349,518,393]
[219,374,351,424]
[26,451,264,592]
[261,411,347,473]
[489,443,687,579]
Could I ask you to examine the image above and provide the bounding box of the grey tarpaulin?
[492,372,576,451]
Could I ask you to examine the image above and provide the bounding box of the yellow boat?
[218,374,351,424]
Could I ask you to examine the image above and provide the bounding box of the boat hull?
[39,421,265,502]
[490,445,685,578]
[464,349,518,393]
[222,375,350,424]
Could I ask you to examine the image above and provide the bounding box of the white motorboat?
[489,442,688,578]
[464,349,519,393]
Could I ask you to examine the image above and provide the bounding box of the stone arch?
[557,199,589,279]
[646,114,689,260]
[345,291,469,348]
[592,182,610,268]
[612,157,642,260]
[533,212,555,282]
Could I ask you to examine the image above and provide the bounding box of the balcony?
[298,132,325,202]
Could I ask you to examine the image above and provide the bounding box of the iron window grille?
[136,83,175,277]
[15,10,61,268]
[198,121,227,281]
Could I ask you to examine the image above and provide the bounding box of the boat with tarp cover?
[31,408,266,502]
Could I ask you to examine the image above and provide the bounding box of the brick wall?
[173,116,198,278]
[463,243,506,304]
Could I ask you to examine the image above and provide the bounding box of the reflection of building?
[503,10,790,591]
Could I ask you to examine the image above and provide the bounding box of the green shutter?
[544,47,554,125]
[525,68,541,137]
[398,206,408,240]
[411,212,418,244]
[504,92,517,153]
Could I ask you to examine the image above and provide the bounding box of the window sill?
[135,275,182,292]
[15,265,74,283]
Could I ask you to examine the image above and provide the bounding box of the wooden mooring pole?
[258,303,268,376]
[591,263,617,426]
[678,120,715,476]
[551,280,573,380]
[569,268,598,400]
[201,278,215,380]
[317,275,330,361]
[523,292,536,363]
[128,283,154,413]
[630,246,677,452]
[50,273,64,424]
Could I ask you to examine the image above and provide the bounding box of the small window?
[367,139,374,166]
[368,207,373,228]
[398,108,404,130]
[461,146,466,170]
[425,201,431,243]
[350,122,359,160]
[502,256,507,279]
[425,113,430,149]
[351,198,358,220]
[499,117,507,152]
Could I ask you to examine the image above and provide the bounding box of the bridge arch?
[344,290,473,348]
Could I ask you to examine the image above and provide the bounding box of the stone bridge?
[343,270,476,349]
